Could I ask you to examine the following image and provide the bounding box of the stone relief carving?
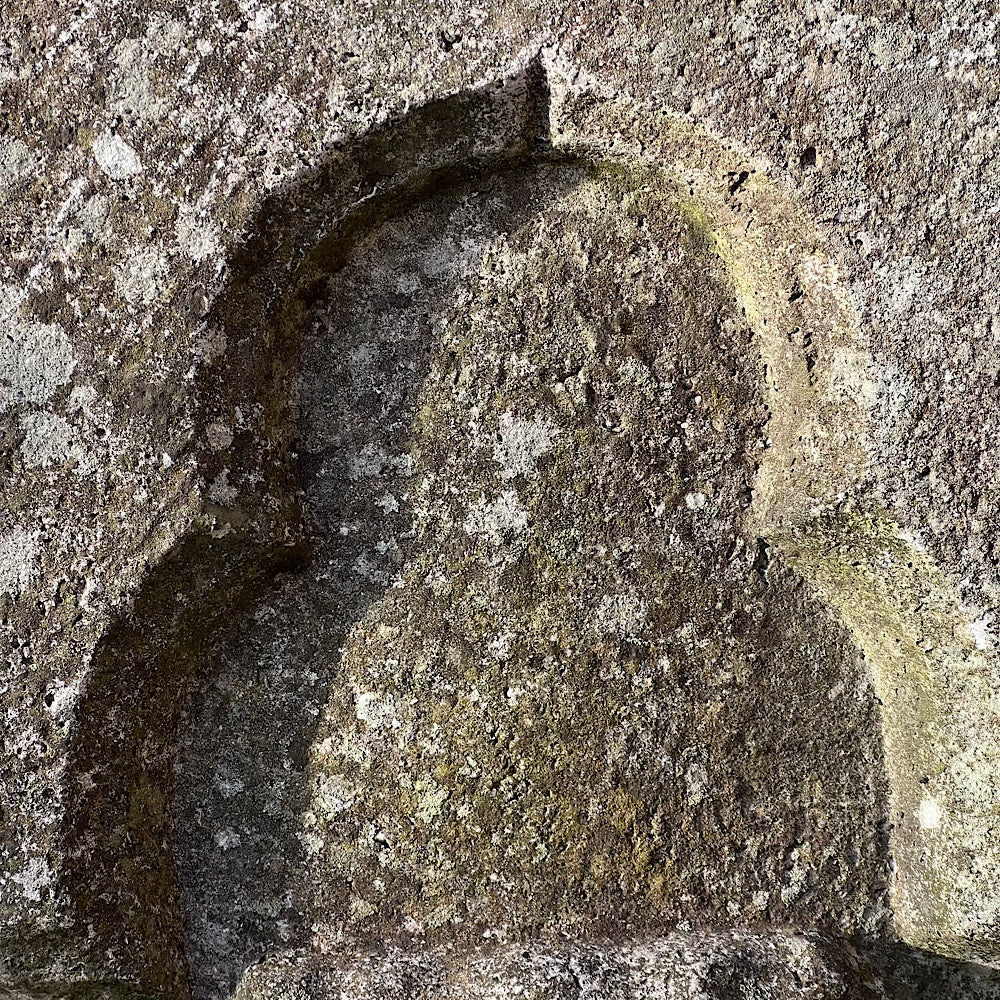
[16,56,998,999]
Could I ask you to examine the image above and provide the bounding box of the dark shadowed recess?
[171,161,581,999]
[5,57,994,1000]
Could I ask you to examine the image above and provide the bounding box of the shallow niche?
[169,65,897,999]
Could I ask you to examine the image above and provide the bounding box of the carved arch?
[52,55,998,1000]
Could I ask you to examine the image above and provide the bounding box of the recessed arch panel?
[48,55,1000,1000]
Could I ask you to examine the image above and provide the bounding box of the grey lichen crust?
[2,7,1000,1000]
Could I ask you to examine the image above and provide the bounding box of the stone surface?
[176,147,887,997]
[2,2,1000,999]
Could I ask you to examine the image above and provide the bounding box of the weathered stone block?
[3,8,1000,1000]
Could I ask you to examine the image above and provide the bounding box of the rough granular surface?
[2,2,1000,999]
[175,162,889,996]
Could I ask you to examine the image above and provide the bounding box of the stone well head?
[28,57,1000,1000]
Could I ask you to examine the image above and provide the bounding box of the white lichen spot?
[505,684,526,706]
[349,895,377,922]
[297,828,324,856]
[113,246,165,305]
[464,490,529,544]
[595,592,648,641]
[917,797,943,830]
[0,305,76,412]
[751,890,769,912]
[214,828,242,850]
[354,689,397,729]
[175,203,221,262]
[349,443,413,480]
[67,384,98,415]
[315,774,354,817]
[10,857,53,903]
[92,131,142,180]
[684,762,707,806]
[684,491,707,511]
[619,355,656,388]
[0,527,41,598]
[19,411,84,468]
[0,138,36,187]
[493,411,560,480]
[887,258,926,316]
[969,612,994,651]
[208,470,238,506]
[206,421,234,451]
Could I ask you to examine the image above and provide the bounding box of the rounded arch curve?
[54,52,999,1000]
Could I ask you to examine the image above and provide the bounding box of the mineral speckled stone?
[175,158,888,995]
[2,6,1000,1000]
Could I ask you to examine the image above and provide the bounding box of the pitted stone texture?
[3,0,1000,997]
[175,161,889,999]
